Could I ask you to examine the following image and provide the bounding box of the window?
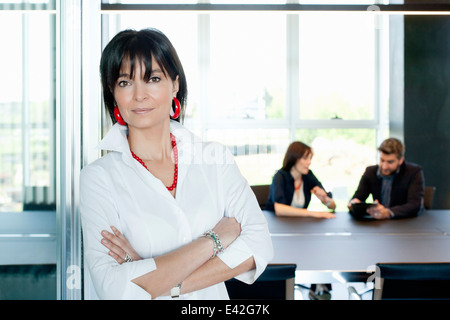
[207,128,290,185]
[298,12,376,121]
[209,12,286,121]
[294,11,387,208]
[0,2,56,212]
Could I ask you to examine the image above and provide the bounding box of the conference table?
[263,210,450,283]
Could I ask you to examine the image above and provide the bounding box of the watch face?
[171,283,182,298]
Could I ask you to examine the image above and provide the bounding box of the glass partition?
[0,3,56,213]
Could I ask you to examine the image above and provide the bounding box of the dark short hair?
[100,28,187,124]
[282,141,313,172]
[378,138,405,159]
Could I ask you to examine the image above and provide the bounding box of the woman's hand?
[311,186,328,203]
[212,217,241,250]
[101,226,142,264]
[312,186,336,211]
[311,211,336,219]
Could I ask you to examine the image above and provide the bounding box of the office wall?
[404,15,450,209]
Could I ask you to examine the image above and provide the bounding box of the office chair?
[373,262,450,300]
[423,186,436,210]
[225,263,297,300]
[250,185,270,210]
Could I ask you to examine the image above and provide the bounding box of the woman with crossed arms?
[80,28,273,300]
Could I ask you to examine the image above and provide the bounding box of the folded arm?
[102,217,252,298]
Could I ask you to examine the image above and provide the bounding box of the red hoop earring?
[114,105,126,125]
[170,97,181,120]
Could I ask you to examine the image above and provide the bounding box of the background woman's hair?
[282,141,313,172]
[100,28,188,124]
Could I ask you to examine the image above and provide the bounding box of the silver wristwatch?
[171,282,182,298]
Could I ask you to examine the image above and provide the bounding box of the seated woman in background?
[265,141,336,219]
[265,141,335,299]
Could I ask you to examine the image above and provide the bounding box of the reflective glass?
[0,11,56,212]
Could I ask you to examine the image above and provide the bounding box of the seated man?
[348,138,424,219]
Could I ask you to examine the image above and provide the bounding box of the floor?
[295,282,374,300]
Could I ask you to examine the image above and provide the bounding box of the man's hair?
[378,138,405,159]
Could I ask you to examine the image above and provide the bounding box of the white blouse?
[80,121,273,300]
[291,184,305,209]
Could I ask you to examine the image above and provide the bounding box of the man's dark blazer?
[351,160,425,218]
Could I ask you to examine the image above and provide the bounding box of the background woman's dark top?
[265,169,332,212]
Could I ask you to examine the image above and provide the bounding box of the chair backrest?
[373,262,450,300]
[225,263,297,300]
[250,185,270,210]
[424,186,436,209]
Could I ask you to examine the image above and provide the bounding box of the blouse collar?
[96,120,201,168]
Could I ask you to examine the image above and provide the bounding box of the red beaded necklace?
[130,133,178,191]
